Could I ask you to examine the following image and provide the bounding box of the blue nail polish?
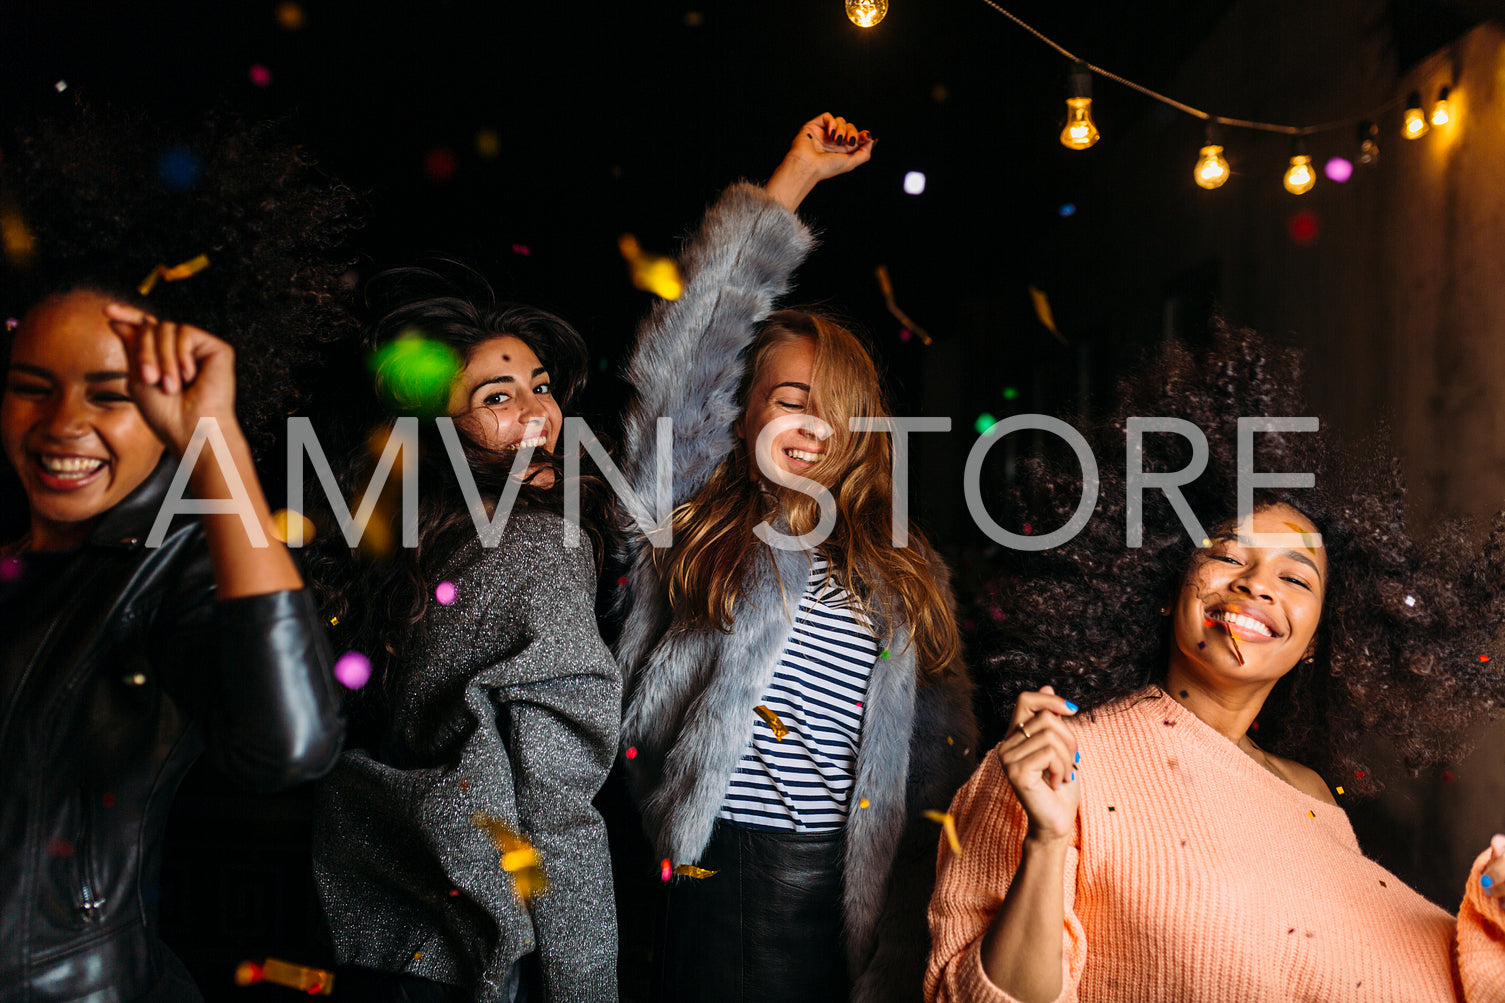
[1074,750,1081,764]
[1063,700,1079,713]
[1070,771,1076,782]
[1483,874,1495,889]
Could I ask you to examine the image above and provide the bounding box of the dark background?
[3,0,1498,998]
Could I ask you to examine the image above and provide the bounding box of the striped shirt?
[718,554,878,831]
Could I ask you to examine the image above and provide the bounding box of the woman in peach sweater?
[927,325,1505,1003]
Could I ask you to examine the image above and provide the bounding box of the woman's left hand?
[104,302,239,457]
[1480,833,1505,901]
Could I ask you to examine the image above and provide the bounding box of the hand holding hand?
[765,112,875,212]
[104,303,239,457]
[998,686,1081,845]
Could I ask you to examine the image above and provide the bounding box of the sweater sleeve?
[1457,848,1505,1001]
[618,182,816,516]
[482,537,622,1002]
[926,748,1087,1003]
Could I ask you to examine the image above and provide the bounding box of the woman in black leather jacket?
[0,109,351,1003]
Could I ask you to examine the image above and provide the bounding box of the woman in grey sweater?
[615,115,978,1003]
[311,270,620,1003]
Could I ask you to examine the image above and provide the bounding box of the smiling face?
[447,334,562,458]
[1167,503,1327,697]
[737,334,834,483]
[1,290,166,551]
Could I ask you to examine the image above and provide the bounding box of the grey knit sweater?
[314,509,619,1002]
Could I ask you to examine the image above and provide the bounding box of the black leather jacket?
[0,460,345,1002]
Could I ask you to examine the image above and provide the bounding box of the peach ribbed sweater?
[926,690,1505,1002]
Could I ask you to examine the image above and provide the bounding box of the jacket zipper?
[76,809,106,922]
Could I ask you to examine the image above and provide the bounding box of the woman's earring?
[1302,654,1316,664]
[1159,606,1171,616]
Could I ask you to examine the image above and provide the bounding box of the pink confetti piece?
[334,651,372,689]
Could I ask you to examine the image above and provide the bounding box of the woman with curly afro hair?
[926,323,1505,1002]
[0,102,355,1002]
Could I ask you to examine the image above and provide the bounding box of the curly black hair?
[304,264,617,738]
[973,321,1505,796]
[0,100,361,458]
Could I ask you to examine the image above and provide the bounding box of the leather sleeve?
[150,534,344,791]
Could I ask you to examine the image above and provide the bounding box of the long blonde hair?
[657,311,960,676]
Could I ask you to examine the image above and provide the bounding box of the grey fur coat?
[314,511,620,1002]
[614,182,979,1002]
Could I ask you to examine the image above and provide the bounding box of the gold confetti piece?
[267,508,315,545]
[473,812,548,900]
[946,735,954,745]
[0,199,36,267]
[618,234,683,300]
[672,864,718,879]
[501,847,542,872]
[137,253,211,295]
[1336,786,1345,795]
[329,616,339,626]
[1027,285,1069,346]
[1307,810,1315,818]
[858,798,870,809]
[754,704,789,740]
[924,809,963,857]
[874,265,933,345]
[1225,626,1244,666]
[234,958,334,994]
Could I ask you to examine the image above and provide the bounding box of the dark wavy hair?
[974,321,1505,796]
[0,101,361,459]
[307,265,615,731]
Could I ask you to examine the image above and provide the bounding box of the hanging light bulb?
[1403,91,1429,139]
[845,0,887,27]
[1059,61,1100,150]
[1193,124,1229,189]
[1357,120,1380,166]
[1283,139,1315,195]
[1430,85,1451,126]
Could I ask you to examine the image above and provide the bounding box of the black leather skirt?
[656,821,849,1002]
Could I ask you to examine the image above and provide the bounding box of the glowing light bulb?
[1431,85,1451,126]
[1059,61,1099,150]
[902,171,926,195]
[1358,120,1379,166]
[1283,154,1315,195]
[1403,91,1429,139]
[1194,144,1229,189]
[845,0,887,27]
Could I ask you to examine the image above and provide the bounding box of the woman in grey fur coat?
[614,114,979,1003]
[311,271,620,1003]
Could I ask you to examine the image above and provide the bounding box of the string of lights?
[844,0,1457,194]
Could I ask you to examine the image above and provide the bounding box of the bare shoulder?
[1269,753,1338,805]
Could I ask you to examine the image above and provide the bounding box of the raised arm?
[617,114,872,513]
[927,689,1086,1003]
[105,302,301,596]
[108,301,342,787]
